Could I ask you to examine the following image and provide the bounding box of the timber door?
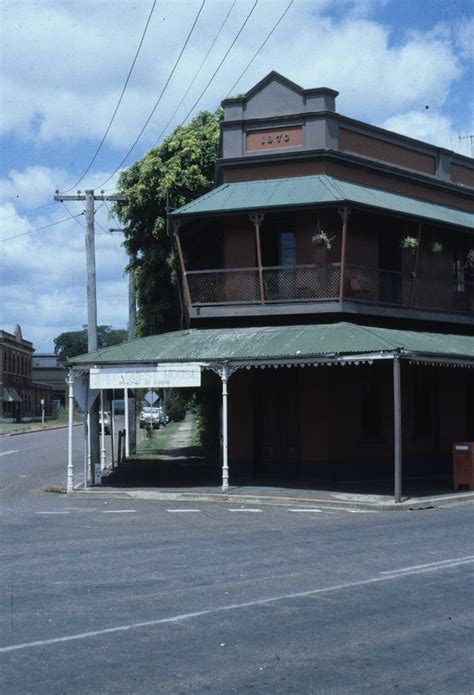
[255,370,299,480]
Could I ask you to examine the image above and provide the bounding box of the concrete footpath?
[74,481,474,511]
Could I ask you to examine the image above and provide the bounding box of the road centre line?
[288,508,322,513]
[36,511,70,515]
[228,508,262,512]
[0,450,19,457]
[380,555,474,575]
[2,555,473,655]
[102,510,136,514]
[166,509,201,513]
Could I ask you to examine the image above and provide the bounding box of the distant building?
[0,325,52,420]
[32,354,67,408]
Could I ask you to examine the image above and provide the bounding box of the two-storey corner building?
[168,72,474,488]
[0,325,52,420]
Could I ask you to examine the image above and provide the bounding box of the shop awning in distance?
[170,174,473,230]
[68,322,474,369]
[3,387,22,402]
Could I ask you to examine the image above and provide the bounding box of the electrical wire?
[98,0,206,189]
[61,201,85,229]
[0,202,56,222]
[179,0,259,126]
[63,0,157,193]
[0,213,84,243]
[154,0,237,146]
[225,0,293,97]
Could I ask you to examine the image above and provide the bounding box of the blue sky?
[1,0,472,352]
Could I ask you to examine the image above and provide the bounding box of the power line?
[61,201,85,229]
[63,0,157,193]
[98,0,206,189]
[0,213,83,243]
[154,0,237,146]
[225,0,293,97]
[179,0,259,126]
[0,202,56,222]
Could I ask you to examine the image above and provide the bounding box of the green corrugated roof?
[171,174,473,229]
[69,322,474,366]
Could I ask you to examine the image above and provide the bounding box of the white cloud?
[0,0,469,153]
[0,166,129,351]
[382,110,472,155]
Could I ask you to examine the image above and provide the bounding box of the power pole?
[109,227,137,456]
[109,228,136,341]
[54,189,125,483]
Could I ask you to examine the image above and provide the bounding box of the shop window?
[361,379,383,441]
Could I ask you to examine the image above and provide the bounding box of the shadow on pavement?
[102,445,459,499]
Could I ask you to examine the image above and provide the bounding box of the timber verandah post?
[249,213,265,304]
[173,221,192,309]
[409,222,423,307]
[338,206,351,303]
[393,354,402,503]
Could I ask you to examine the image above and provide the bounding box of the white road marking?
[102,510,136,514]
[166,509,201,513]
[380,555,474,575]
[0,449,19,457]
[288,508,322,513]
[342,509,378,514]
[35,511,70,515]
[2,554,472,654]
[228,508,262,512]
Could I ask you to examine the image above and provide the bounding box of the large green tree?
[54,326,127,360]
[115,109,221,337]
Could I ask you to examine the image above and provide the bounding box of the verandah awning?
[3,387,22,402]
[65,322,474,502]
[170,174,474,230]
[68,322,474,369]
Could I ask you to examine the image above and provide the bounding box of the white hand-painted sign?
[90,364,201,389]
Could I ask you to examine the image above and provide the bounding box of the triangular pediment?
[243,71,305,119]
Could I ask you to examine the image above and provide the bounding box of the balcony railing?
[186,264,474,316]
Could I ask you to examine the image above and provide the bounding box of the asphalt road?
[0,429,473,694]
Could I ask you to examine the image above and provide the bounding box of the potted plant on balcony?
[400,235,418,255]
[312,222,335,251]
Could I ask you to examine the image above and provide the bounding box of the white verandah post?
[221,364,229,492]
[66,370,75,494]
[100,389,106,471]
[124,387,130,458]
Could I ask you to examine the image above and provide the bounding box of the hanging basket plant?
[400,235,418,255]
[430,241,444,256]
[311,220,334,250]
[464,249,474,278]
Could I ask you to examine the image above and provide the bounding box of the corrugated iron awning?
[171,174,473,230]
[67,322,474,368]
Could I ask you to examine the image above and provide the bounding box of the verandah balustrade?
[185,264,473,315]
